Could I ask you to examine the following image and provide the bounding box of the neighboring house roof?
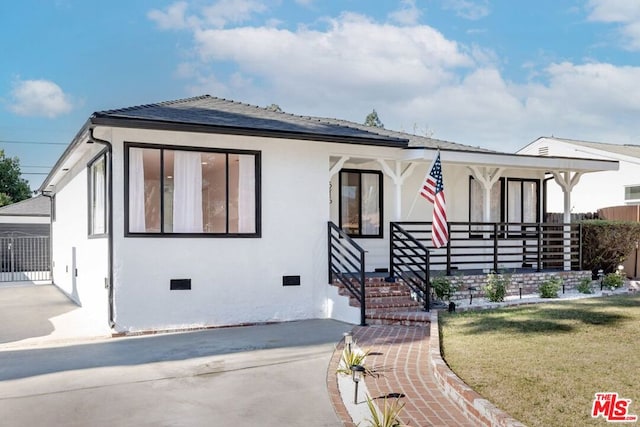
[525,136,640,159]
[0,195,50,217]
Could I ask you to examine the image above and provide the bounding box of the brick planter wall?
[441,270,592,302]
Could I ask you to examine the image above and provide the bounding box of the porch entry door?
[507,179,539,266]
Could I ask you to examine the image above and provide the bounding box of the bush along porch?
[328,220,599,326]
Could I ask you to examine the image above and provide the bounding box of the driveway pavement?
[0,283,351,427]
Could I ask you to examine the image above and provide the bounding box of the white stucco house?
[40,96,618,334]
[518,136,640,213]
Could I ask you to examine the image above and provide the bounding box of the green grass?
[439,294,640,427]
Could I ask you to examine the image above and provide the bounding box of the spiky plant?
[363,396,406,427]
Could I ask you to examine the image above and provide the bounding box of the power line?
[0,139,67,146]
[21,172,49,175]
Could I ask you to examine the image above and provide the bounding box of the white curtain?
[173,151,203,232]
[129,148,146,232]
[237,155,255,233]
[93,157,106,234]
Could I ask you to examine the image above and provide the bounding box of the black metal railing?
[389,223,430,310]
[328,221,366,326]
[392,221,582,275]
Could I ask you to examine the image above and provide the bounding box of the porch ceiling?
[401,148,619,174]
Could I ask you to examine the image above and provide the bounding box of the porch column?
[329,156,349,178]
[468,166,504,222]
[377,160,418,221]
[552,171,583,271]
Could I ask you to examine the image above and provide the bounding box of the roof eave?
[90,115,410,148]
[402,147,619,173]
[38,119,92,193]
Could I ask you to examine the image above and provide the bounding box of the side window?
[88,152,108,236]
[339,169,383,238]
[125,144,261,236]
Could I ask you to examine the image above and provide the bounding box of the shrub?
[336,346,371,376]
[364,395,406,427]
[581,220,640,273]
[602,272,624,290]
[431,275,458,301]
[484,272,509,302]
[539,276,562,298]
[577,277,594,294]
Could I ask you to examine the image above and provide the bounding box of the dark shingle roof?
[91,95,496,153]
[92,95,409,147]
[0,195,50,217]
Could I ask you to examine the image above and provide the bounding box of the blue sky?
[2,0,640,190]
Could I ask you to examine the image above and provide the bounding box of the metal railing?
[389,223,430,310]
[392,221,582,275]
[0,233,51,282]
[328,221,366,326]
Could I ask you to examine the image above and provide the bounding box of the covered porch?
[327,145,618,325]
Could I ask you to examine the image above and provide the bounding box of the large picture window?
[125,143,260,236]
[339,169,383,238]
[88,152,108,236]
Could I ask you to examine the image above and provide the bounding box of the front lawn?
[440,294,640,427]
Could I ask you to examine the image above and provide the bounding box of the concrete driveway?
[0,284,350,426]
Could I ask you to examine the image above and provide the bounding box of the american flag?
[419,151,448,248]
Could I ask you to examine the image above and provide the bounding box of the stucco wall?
[100,127,352,332]
[50,148,110,334]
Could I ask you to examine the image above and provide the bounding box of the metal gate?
[0,233,51,282]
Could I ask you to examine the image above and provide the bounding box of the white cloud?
[8,79,73,118]
[148,1,190,30]
[151,2,640,151]
[587,0,640,50]
[442,0,490,21]
[201,0,268,29]
[389,0,422,26]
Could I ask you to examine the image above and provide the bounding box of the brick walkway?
[327,322,477,427]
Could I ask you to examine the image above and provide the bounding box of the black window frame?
[124,142,262,238]
[338,168,384,238]
[87,150,109,238]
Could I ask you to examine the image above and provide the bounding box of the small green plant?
[577,277,594,294]
[483,271,509,302]
[602,272,624,290]
[336,346,372,376]
[363,395,406,427]
[539,276,562,298]
[431,275,459,301]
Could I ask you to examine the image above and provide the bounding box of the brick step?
[350,295,417,306]
[366,311,431,326]
[340,286,411,298]
[332,278,402,287]
[364,301,422,315]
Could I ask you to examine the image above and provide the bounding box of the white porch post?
[552,171,583,271]
[377,160,417,221]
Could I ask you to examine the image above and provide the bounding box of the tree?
[266,103,283,113]
[364,109,384,128]
[0,150,32,207]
